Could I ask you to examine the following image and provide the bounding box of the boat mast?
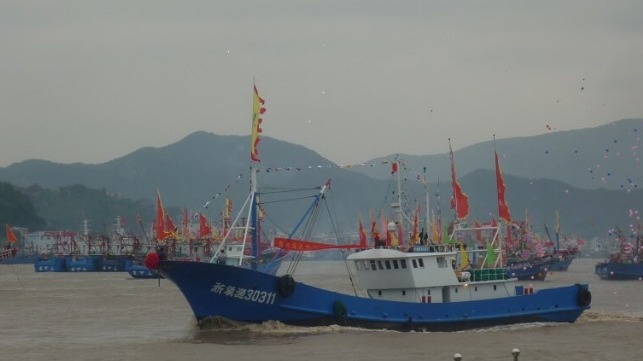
[423,166,430,244]
[390,157,405,247]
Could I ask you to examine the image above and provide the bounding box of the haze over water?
[1,258,641,361]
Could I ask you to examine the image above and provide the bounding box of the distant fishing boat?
[32,218,147,272]
[595,226,643,280]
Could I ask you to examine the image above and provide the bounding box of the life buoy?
[278,275,296,298]
[576,287,592,307]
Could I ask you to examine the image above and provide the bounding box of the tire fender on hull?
[278,275,296,298]
[576,286,592,307]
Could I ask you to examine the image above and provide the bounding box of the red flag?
[199,214,212,238]
[358,217,367,248]
[251,84,266,162]
[449,142,469,220]
[6,224,17,243]
[156,191,169,241]
[274,237,361,251]
[166,215,177,234]
[182,208,190,239]
[156,191,174,241]
[391,162,398,175]
[495,151,511,222]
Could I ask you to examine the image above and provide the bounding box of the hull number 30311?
[210,282,277,305]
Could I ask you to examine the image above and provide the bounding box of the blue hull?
[98,256,134,272]
[505,261,550,281]
[159,260,590,331]
[34,257,67,272]
[595,261,643,280]
[127,264,162,279]
[549,257,574,271]
[64,256,99,272]
[1,253,37,265]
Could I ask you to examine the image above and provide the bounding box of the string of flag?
[197,159,433,216]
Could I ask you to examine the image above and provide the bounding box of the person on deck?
[217,249,227,264]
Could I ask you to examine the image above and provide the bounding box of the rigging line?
[322,199,359,296]
[260,213,290,235]
[260,187,321,194]
[259,195,317,205]
[285,196,324,275]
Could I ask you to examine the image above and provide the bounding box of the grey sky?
[2,1,642,167]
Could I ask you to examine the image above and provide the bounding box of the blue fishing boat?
[159,239,590,331]
[595,227,643,280]
[158,86,590,331]
[159,171,590,331]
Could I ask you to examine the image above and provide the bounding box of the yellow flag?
[251,85,266,162]
[460,245,469,269]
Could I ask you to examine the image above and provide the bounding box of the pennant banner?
[274,237,362,251]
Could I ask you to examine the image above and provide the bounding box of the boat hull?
[34,256,66,272]
[549,257,574,271]
[159,260,590,332]
[595,261,643,280]
[127,264,162,279]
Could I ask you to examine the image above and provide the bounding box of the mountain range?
[1,118,642,240]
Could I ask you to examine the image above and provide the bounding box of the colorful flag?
[412,205,420,244]
[460,245,470,270]
[166,215,178,238]
[199,213,212,238]
[156,190,171,241]
[358,216,367,248]
[274,237,361,251]
[182,208,191,239]
[495,150,511,223]
[449,141,469,220]
[486,241,496,267]
[6,224,17,244]
[251,84,266,162]
[391,162,398,175]
[389,227,399,248]
[225,197,232,219]
[431,215,440,242]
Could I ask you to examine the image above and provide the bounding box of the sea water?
[1,258,641,361]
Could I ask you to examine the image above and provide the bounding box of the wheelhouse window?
[412,259,418,268]
[437,257,448,268]
[393,260,399,269]
[418,258,425,268]
[370,260,377,271]
[401,259,407,269]
[385,260,391,269]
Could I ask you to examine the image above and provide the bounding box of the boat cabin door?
[442,286,451,303]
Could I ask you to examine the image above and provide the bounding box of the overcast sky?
[1,1,642,167]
